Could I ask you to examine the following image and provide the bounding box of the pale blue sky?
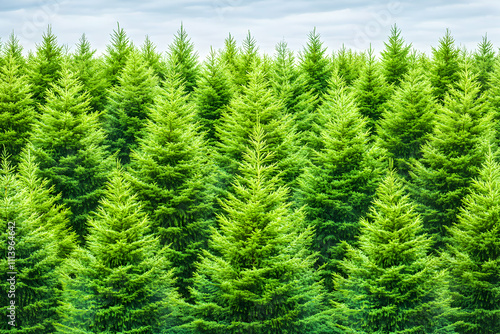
[1,0,499,59]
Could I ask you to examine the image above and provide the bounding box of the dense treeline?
[0,23,499,333]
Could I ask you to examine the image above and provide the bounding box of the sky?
[1,0,500,60]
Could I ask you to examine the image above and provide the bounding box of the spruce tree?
[333,45,365,87]
[141,35,167,81]
[189,125,328,334]
[2,33,25,71]
[377,67,437,176]
[430,29,460,103]
[0,55,35,164]
[56,168,181,333]
[128,71,216,300]
[103,23,134,87]
[334,170,455,333]
[30,67,112,239]
[104,50,158,164]
[296,83,385,291]
[166,24,200,94]
[231,31,261,90]
[193,48,233,142]
[447,149,500,333]
[487,57,500,146]
[410,64,494,250]
[472,35,496,93]
[380,25,412,86]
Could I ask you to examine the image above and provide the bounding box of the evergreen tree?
[189,125,328,334]
[104,50,158,164]
[56,168,181,333]
[0,55,35,164]
[333,45,365,87]
[219,33,239,82]
[298,28,332,100]
[166,24,200,94]
[487,57,500,146]
[30,67,112,239]
[377,67,437,176]
[334,170,456,333]
[447,149,500,333]
[472,35,496,93]
[193,48,233,142]
[128,71,216,300]
[141,35,167,81]
[380,25,412,86]
[2,32,25,70]
[104,23,134,87]
[296,83,385,291]
[410,65,494,250]
[352,47,391,132]
[430,29,461,102]
[27,26,63,106]
[231,31,261,91]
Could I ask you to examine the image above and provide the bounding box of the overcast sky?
[1,0,500,60]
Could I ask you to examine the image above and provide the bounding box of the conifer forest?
[1,23,500,333]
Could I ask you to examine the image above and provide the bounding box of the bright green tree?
[333,45,365,87]
[377,67,437,176]
[333,170,456,333]
[188,125,329,334]
[0,55,35,164]
[430,29,461,102]
[103,23,134,87]
[380,25,412,86]
[2,32,25,71]
[141,35,167,81]
[447,149,500,333]
[410,65,494,250]
[30,67,112,239]
[296,83,385,290]
[128,71,216,300]
[104,50,158,164]
[231,31,261,90]
[472,35,496,93]
[56,168,182,333]
[487,57,500,146]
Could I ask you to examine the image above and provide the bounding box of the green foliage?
[447,149,500,333]
[296,83,385,290]
[30,67,112,239]
[486,57,500,146]
[128,71,216,300]
[377,67,437,176]
[334,170,456,333]
[2,33,25,70]
[104,50,158,164]
[141,35,167,81]
[410,64,494,249]
[333,45,365,86]
[56,168,181,333]
[430,29,461,102]
[189,125,328,334]
[380,25,412,86]
[472,35,496,92]
[104,23,134,87]
[0,55,35,165]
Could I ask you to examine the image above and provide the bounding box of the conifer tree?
[410,65,494,249]
[2,32,25,70]
[487,57,500,145]
[296,83,385,290]
[104,50,158,164]
[380,25,412,86]
[472,35,496,93]
[56,168,181,333]
[430,29,461,102]
[352,47,391,132]
[219,33,239,81]
[166,24,200,94]
[104,23,134,87]
[141,35,167,81]
[189,125,328,334]
[334,170,456,333]
[298,28,332,100]
[377,67,437,176]
[30,67,112,238]
[333,45,365,87]
[128,71,216,300]
[193,48,233,142]
[231,31,261,90]
[0,156,69,333]
[0,55,35,164]
[27,26,63,106]
[446,149,500,333]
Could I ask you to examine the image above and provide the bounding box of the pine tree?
[333,170,456,333]
[447,149,500,333]
[166,24,200,94]
[0,55,35,164]
[141,35,167,81]
[2,32,25,70]
[104,50,158,164]
[193,48,233,142]
[296,83,385,291]
[231,31,261,91]
[487,57,500,146]
[380,25,412,86]
[430,29,461,103]
[377,67,437,176]
[333,45,365,87]
[104,23,134,87]
[410,64,494,250]
[298,28,332,100]
[0,156,69,333]
[352,47,391,132]
[30,67,112,239]
[27,26,63,106]
[128,71,216,300]
[56,168,182,333]
[189,125,328,334]
[472,35,496,93]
